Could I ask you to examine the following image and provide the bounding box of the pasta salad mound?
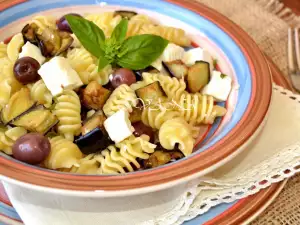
[0,11,232,174]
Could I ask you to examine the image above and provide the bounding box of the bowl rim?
[0,0,273,191]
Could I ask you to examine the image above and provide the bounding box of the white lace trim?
[143,84,300,225]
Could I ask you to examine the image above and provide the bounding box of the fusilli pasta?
[54,90,81,141]
[67,47,111,85]
[142,72,186,101]
[176,92,227,125]
[0,60,23,109]
[159,118,194,156]
[7,33,24,62]
[116,135,156,160]
[141,102,181,130]
[103,84,138,117]
[85,13,122,37]
[68,154,100,174]
[127,14,153,37]
[139,24,191,47]
[71,135,156,174]
[0,127,27,155]
[44,136,83,169]
[27,80,53,108]
[101,135,155,174]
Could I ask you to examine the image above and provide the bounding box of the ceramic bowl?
[0,0,272,193]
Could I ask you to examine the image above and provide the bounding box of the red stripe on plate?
[0,0,27,12]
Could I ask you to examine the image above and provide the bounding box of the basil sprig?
[66,15,169,71]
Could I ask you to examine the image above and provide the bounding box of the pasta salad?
[0,11,232,174]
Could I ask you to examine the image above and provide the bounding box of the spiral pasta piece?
[142,73,186,101]
[0,60,23,109]
[67,47,94,72]
[44,136,83,169]
[116,135,156,160]
[101,135,155,174]
[68,154,100,174]
[159,118,194,156]
[0,127,27,155]
[28,80,53,108]
[7,33,24,61]
[127,14,153,37]
[103,84,138,117]
[70,135,156,174]
[0,42,7,58]
[139,24,191,47]
[78,63,112,85]
[141,102,181,130]
[85,13,121,37]
[176,92,227,125]
[29,15,56,31]
[54,90,81,141]
[67,47,111,85]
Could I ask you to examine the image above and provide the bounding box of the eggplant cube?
[75,128,112,155]
[135,81,166,104]
[82,81,111,110]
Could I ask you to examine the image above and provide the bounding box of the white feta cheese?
[201,71,232,102]
[104,110,134,143]
[151,43,185,71]
[38,56,83,96]
[183,47,213,73]
[19,42,46,65]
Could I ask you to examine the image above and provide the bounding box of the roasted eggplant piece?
[36,27,73,57]
[187,61,210,93]
[142,150,183,169]
[22,23,39,44]
[11,105,58,134]
[82,110,106,136]
[114,10,137,19]
[57,31,74,55]
[82,81,111,110]
[136,81,166,103]
[134,66,159,81]
[129,107,143,123]
[162,60,188,79]
[75,127,112,155]
[1,88,35,125]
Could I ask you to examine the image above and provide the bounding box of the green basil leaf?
[117,34,168,70]
[98,55,110,71]
[66,15,105,58]
[110,19,128,44]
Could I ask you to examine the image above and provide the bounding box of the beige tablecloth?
[195,0,300,224]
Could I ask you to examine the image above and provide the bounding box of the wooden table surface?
[283,0,300,15]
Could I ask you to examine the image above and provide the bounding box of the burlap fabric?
[194,0,300,224]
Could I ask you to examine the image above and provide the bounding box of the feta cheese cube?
[19,42,46,65]
[151,43,185,71]
[202,71,232,101]
[183,47,213,73]
[104,110,134,143]
[38,56,83,96]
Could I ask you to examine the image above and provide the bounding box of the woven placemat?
[194,0,300,224]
